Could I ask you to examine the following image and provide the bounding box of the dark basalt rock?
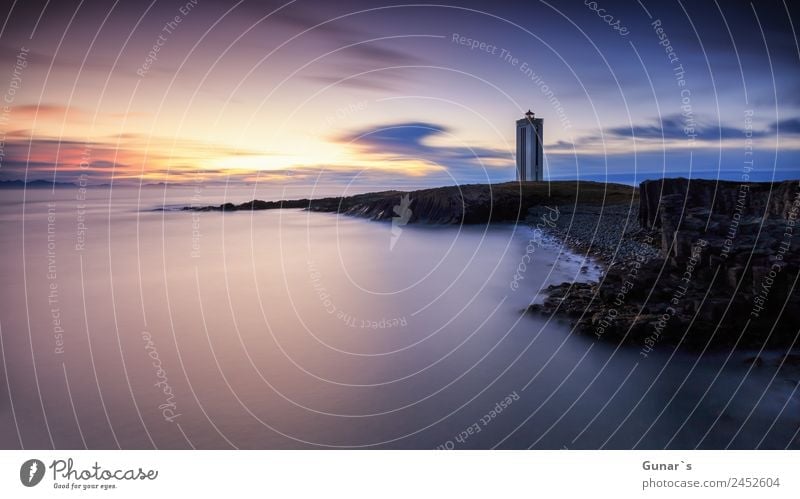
[638,178,800,229]
[532,178,800,349]
[187,199,312,212]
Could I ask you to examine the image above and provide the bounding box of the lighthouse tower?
[516,110,543,181]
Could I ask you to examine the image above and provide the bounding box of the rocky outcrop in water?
[530,178,800,350]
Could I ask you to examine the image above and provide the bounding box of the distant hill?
[0,179,76,188]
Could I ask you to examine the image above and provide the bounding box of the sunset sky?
[0,0,797,187]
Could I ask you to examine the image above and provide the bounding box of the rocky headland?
[186,181,634,224]
[529,178,800,350]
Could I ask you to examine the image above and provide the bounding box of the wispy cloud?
[269,7,428,92]
[549,115,800,156]
[338,121,512,180]
[0,132,282,183]
[771,118,800,134]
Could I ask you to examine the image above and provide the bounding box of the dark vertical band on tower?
[516,111,543,181]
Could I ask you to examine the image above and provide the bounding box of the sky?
[0,0,797,188]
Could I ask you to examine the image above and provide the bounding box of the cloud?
[338,121,512,180]
[8,104,87,122]
[272,8,362,39]
[343,121,445,151]
[0,132,282,183]
[299,41,426,92]
[268,6,427,91]
[547,140,578,151]
[606,114,762,141]
[602,114,800,145]
[303,74,400,92]
[770,118,800,134]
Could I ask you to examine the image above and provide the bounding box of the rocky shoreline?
[528,178,800,351]
[526,202,662,266]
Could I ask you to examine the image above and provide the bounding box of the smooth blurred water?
[0,185,797,449]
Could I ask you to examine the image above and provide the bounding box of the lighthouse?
[516,110,543,181]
